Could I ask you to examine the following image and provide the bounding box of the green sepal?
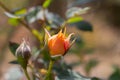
[17,56,28,69]
[9,42,19,56]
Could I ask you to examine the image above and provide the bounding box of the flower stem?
[23,69,31,80]
[45,59,54,80]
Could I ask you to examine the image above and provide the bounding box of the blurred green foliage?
[43,0,52,8]
[109,66,120,80]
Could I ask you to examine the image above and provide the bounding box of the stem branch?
[45,59,54,80]
[23,69,31,80]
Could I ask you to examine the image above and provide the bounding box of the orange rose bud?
[45,28,74,57]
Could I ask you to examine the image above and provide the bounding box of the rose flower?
[45,28,75,57]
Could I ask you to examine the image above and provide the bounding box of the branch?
[0,1,31,31]
[0,1,10,12]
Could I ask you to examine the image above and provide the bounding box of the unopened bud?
[15,39,31,60]
[15,39,31,69]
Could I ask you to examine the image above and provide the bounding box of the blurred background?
[0,0,120,80]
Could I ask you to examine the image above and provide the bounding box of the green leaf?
[91,77,101,80]
[14,8,27,16]
[25,6,64,26]
[66,7,90,18]
[54,62,91,80]
[5,8,26,19]
[56,69,91,80]
[46,12,64,29]
[8,18,19,26]
[75,36,85,48]
[66,62,81,68]
[25,6,43,23]
[69,0,95,7]
[32,29,43,42]
[109,66,120,80]
[17,56,28,69]
[85,59,98,75]
[42,0,52,8]
[9,42,19,56]
[32,47,41,59]
[69,21,93,31]
[5,12,21,18]
[9,60,19,64]
[69,36,85,54]
[67,17,83,24]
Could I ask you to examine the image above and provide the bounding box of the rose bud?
[45,28,75,57]
[15,39,31,69]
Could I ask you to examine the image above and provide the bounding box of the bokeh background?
[0,0,120,80]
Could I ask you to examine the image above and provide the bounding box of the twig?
[23,69,31,80]
[45,59,54,80]
[0,1,32,31]
[0,1,10,12]
[28,65,44,80]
